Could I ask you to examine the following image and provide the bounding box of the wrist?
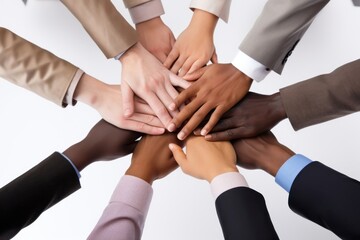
[125,164,154,185]
[119,42,143,64]
[190,9,218,33]
[270,92,287,122]
[136,16,162,30]
[206,167,238,183]
[261,145,295,176]
[63,141,95,172]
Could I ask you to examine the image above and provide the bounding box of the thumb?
[168,143,187,166]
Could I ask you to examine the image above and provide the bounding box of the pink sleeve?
[87,175,153,240]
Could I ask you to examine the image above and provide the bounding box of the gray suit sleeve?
[240,0,330,74]
[280,59,360,130]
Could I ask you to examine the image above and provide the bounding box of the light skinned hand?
[126,133,182,184]
[194,92,287,141]
[169,135,238,182]
[168,64,253,140]
[119,42,191,129]
[232,132,295,176]
[163,9,218,77]
[136,17,175,63]
[74,74,165,135]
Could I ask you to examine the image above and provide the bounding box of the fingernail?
[169,103,176,111]
[178,131,185,140]
[205,134,212,140]
[201,129,208,136]
[168,143,174,150]
[193,129,201,135]
[168,123,176,132]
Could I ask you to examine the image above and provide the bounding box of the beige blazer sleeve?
[123,0,152,8]
[0,27,79,107]
[280,59,360,130]
[189,0,232,22]
[61,0,138,58]
[240,0,330,74]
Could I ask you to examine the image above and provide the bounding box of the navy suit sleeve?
[0,152,81,239]
[289,161,360,239]
[215,187,279,240]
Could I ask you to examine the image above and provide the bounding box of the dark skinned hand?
[195,92,287,141]
[168,64,253,140]
[125,133,183,184]
[63,119,142,171]
[232,132,294,176]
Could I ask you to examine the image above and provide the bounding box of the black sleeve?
[0,152,81,239]
[289,161,360,240]
[215,187,279,240]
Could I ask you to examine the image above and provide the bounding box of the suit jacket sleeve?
[240,0,330,74]
[123,0,152,8]
[288,161,360,239]
[280,59,360,130]
[0,152,81,239]
[0,27,80,107]
[87,175,153,240]
[215,187,279,240]
[189,0,232,22]
[61,0,138,58]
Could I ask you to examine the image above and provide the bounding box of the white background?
[0,0,359,239]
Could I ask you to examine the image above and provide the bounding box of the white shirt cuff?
[129,0,165,24]
[210,172,248,200]
[231,50,271,82]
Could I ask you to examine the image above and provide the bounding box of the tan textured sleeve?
[240,0,330,74]
[280,59,360,130]
[123,0,152,9]
[61,0,138,58]
[0,27,79,107]
[189,0,232,22]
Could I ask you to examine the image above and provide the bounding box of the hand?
[168,64,253,140]
[119,43,191,128]
[136,17,175,63]
[63,120,142,171]
[196,92,287,141]
[169,135,238,182]
[232,132,294,176]
[163,9,218,77]
[125,133,183,184]
[74,74,165,135]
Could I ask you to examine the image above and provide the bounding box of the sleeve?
[189,0,232,23]
[239,0,330,74]
[87,175,153,240]
[215,187,279,240]
[0,27,80,107]
[280,59,360,130]
[0,152,81,239]
[288,161,360,239]
[124,0,165,24]
[61,0,138,58]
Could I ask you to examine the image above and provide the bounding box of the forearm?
[189,9,218,35]
[0,27,78,107]
[280,59,360,130]
[61,0,137,58]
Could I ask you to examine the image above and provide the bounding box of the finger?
[171,55,188,75]
[183,66,208,81]
[193,128,201,135]
[169,72,191,89]
[155,83,178,115]
[209,118,235,133]
[164,79,180,100]
[124,119,165,135]
[187,59,206,75]
[130,113,164,128]
[144,93,172,127]
[168,84,197,112]
[205,127,247,141]
[178,58,195,77]
[121,81,135,117]
[169,95,202,132]
[177,102,213,140]
[210,50,218,64]
[134,101,156,115]
[157,53,167,64]
[163,48,179,69]
[169,143,187,166]
[201,105,228,136]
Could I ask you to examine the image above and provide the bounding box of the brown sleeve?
[280,59,360,130]
[0,27,78,107]
[61,0,138,58]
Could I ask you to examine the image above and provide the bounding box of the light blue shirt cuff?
[275,154,312,192]
[58,152,81,179]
